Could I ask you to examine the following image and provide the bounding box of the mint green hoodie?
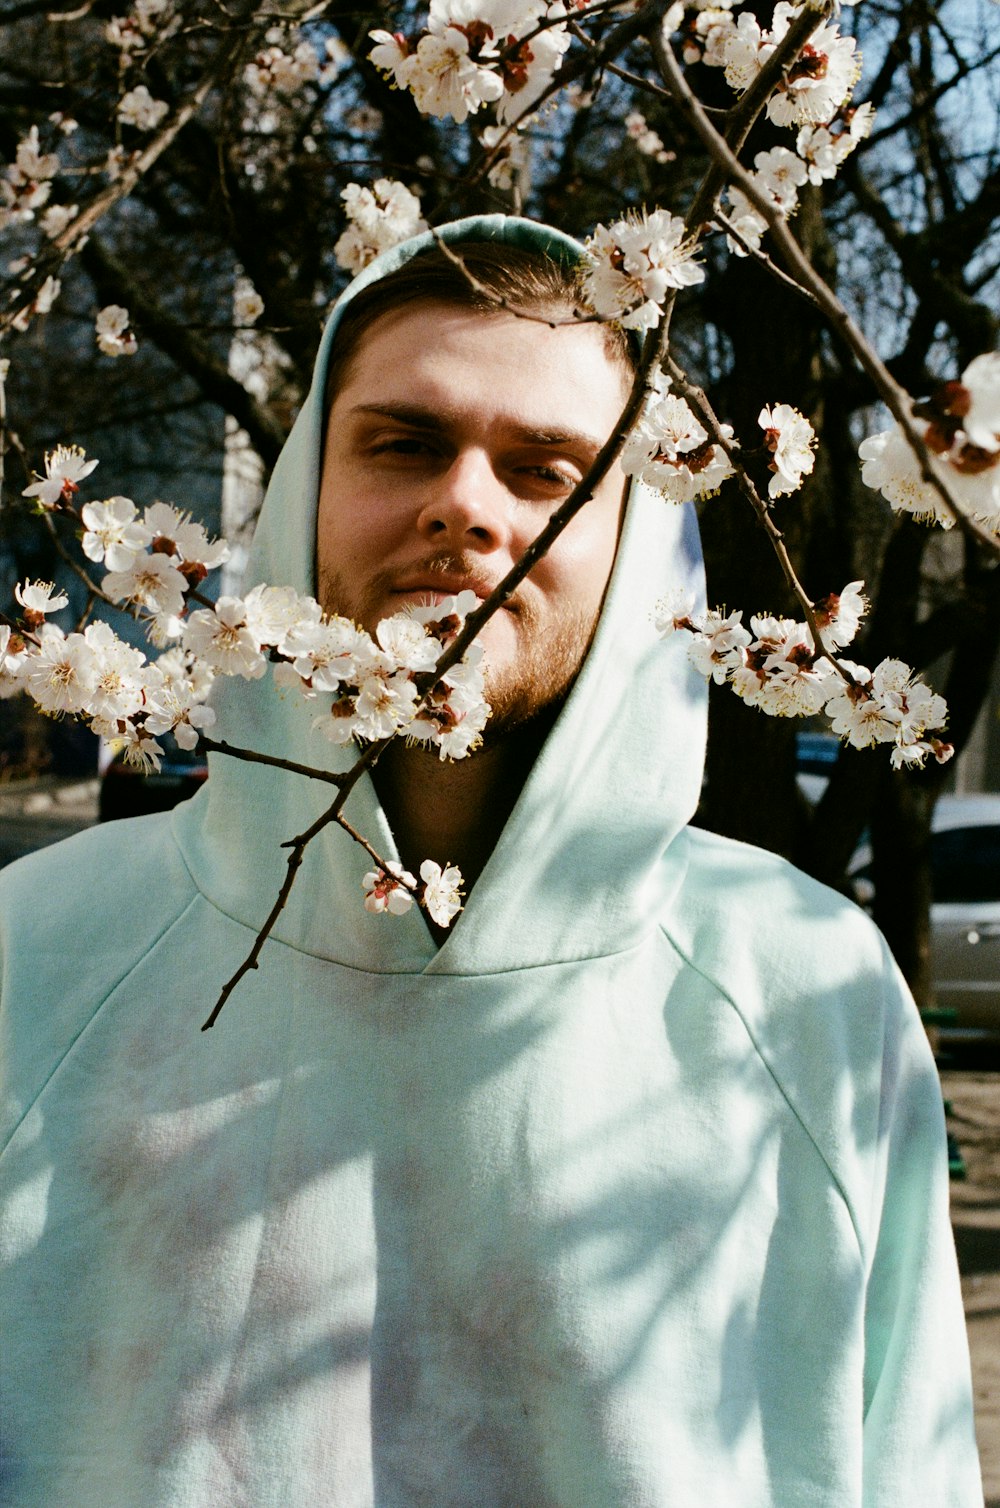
[0,217,983,1507]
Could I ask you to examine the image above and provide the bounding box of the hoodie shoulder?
[0,812,199,1154]
[663,824,938,1255]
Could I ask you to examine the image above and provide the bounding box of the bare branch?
[200,735,345,787]
[652,25,1000,558]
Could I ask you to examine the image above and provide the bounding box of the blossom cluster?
[0,125,60,230]
[106,0,175,54]
[184,586,490,759]
[369,0,570,126]
[363,858,464,928]
[686,1,862,126]
[664,2,871,256]
[583,209,704,331]
[14,446,491,767]
[244,33,348,95]
[657,584,953,769]
[625,111,674,165]
[621,370,733,502]
[334,179,428,274]
[859,352,1000,531]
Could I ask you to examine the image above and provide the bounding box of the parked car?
[99,744,208,822]
[850,794,1000,1054]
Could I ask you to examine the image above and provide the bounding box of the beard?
[317,552,600,741]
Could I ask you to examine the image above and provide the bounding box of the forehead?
[328,300,632,433]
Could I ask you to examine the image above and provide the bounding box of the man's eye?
[523,464,576,486]
[373,437,434,456]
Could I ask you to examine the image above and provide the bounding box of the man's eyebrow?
[348,402,603,452]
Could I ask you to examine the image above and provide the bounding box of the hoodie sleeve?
[860,941,983,1508]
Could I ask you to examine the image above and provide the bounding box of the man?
[0,216,983,1506]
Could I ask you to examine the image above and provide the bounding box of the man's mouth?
[390,575,509,608]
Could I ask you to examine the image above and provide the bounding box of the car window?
[932,825,1000,903]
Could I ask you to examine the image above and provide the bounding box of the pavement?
[1,778,998,1493]
[943,1068,1000,1504]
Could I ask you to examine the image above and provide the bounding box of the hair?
[322,239,638,411]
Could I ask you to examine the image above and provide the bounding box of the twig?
[710,208,824,307]
[652,25,1000,559]
[665,357,854,686]
[201,731,389,1026]
[330,810,414,885]
[429,230,604,329]
[469,0,664,189]
[200,735,345,786]
[42,513,117,605]
[201,802,322,1029]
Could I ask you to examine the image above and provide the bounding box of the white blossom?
[118,722,165,773]
[23,625,97,715]
[245,40,320,94]
[182,597,268,679]
[758,402,816,497]
[353,668,420,740]
[117,85,169,131]
[796,102,873,185]
[766,8,860,127]
[103,552,188,617]
[144,679,216,748]
[961,352,1000,454]
[622,389,734,502]
[362,862,416,915]
[334,179,427,273]
[82,621,148,722]
[143,502,229,572]
[722,186,768,257]
[0,626,29,698]
[625,111,674,164]
[389,28,504,123]
[283,614,370,692]
[14,579,69,622]
[495,15,569,125]
[96,304,137,357]
[752,146,808,214]
[420,858,463,926]
[22,444,98,507]
[583,210,704,331]
[81,495,151,570]
[375,613,442,673]
[40,202,77,238]
[243,583,320,653]
[858,427,951,527]
[721,10,770,92]
[813,580,867,649]
[234,282,264,326]
[652,589,697,638]
[685,608,751,684]
[13,126,59,183]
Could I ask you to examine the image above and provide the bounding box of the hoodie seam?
[0,888,201,1162]
[171,821,656,977]
[658,919,865,1262]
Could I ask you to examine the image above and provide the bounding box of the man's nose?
[414,450,509,550]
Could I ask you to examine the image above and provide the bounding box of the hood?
[172,215,708,976]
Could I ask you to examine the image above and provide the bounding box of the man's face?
[316,299,631,732]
